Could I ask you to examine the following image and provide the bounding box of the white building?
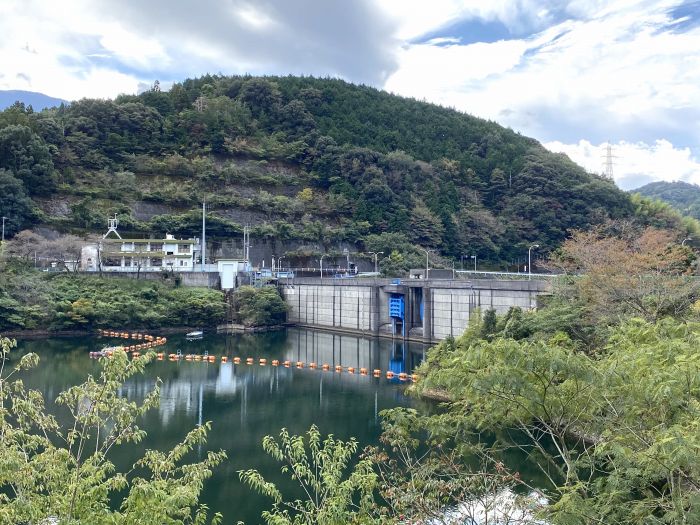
[81,234,199,272]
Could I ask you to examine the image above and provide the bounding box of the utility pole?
[471,255,477,272]
[201,201,206,272]
[368,251,383,273]
[320,254,327,280]
[528,244,539,280]
[1,216,6,245]
[243,225,251,270]
[423,249,434,279]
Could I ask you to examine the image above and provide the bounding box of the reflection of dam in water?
[117,328,428,425]
[282,328,428,377]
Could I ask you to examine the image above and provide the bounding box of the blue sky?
[0,0,698,189]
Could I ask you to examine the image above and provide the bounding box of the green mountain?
[0,75,692,268]
[634,181,700,220]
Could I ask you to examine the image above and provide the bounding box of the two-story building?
[81,234,199,272]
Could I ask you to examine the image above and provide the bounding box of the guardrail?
[454,270,561,281]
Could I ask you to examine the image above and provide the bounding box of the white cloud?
[385,0,700,184]
[545,139,700,189]
[383,0,700,150]
[0,0,151,99]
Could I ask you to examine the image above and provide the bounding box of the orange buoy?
[360,368,368,375]
[208,355,216,362]
[157,352,164,359]
[296,361,304,368]
[411,374,419,382]
[132,352,141,358]
[194,355,202,361]
[399,372,408,381]
[272,359,279,366]
[221,356,228,362]
[260,358,268,366]
[246,357,254,365]
[335,365,342,373]
[373,369,381,377]
[322,363,330,371]
[283,360,291,368]
[233,357,241,364]
[309,362,317,369]
[347,367,355,374]
[386,371,395,379]
[169,353,177,359]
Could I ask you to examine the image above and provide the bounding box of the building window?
[178,244,191,252]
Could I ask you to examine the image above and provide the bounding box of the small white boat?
[185,330,204,340]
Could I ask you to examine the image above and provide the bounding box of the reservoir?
[15,327,430,524]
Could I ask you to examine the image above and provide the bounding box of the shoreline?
[1,326,210,339]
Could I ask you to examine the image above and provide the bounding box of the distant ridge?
[634,180,700,220]
[0,90,68,110]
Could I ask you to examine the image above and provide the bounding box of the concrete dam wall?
[281,277,551,344]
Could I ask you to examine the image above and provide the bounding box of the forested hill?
[0,75,692,268]
[634,181,700,220]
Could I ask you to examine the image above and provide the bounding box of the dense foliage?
[239,224,700,524]
[0,264,226,331]
[1,75,677,268]
[634,180,700,220]
[231,285,288,327]
[0,338,225,524]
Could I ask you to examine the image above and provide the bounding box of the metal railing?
[454,270,561,281]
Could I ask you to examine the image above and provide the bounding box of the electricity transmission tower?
[602,142,616,180]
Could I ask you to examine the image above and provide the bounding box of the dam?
[280,276,552,343]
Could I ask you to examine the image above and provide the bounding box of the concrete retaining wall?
[100,271,220,288]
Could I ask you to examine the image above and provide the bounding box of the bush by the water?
[0,265,226,331]
[231,285,288,327]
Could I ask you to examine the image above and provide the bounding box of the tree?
[232,286,288,327]
[0,124,56,195]
[0,169,38,237]
[3,229,44,261]
[239,425,378,525]
[0,337,225,524]
[552,224,699,322]
[416,317,700,524]
[42,234,85,272]
[409,201,444,248]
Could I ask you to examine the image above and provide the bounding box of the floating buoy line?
[90,329,418,382]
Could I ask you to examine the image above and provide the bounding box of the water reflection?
[16,328,426,524]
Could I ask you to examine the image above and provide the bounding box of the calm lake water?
[15,328,431,524]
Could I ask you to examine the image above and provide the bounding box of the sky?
[0,0,698,189]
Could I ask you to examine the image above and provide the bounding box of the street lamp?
[368,251,383,273]
[528,244,540,280]
[320,254,327,280]
[471,255,477,272]
[278,256,285,271]
[423,249,434,279]
[682,237,692,246]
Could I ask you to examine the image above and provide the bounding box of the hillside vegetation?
[634,180,700,220]
[0,75,695,268]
